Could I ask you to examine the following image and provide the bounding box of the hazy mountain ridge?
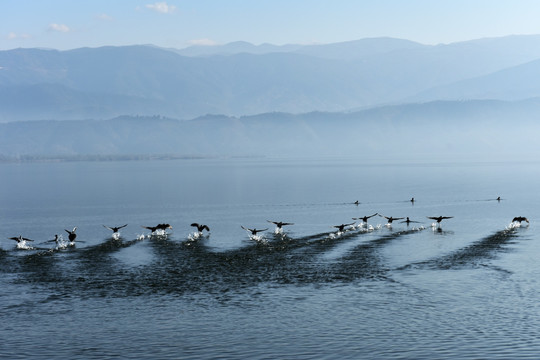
[3,35,540,121]
[1,99,538,160]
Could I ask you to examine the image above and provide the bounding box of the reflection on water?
[1,159,540,359]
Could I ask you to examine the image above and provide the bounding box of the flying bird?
[241,226,268,235]
[141,224,173,232]
[191,223,210,232]
[65,227,77,242]
[427,216,453,223]
[379,215,404,224]
[267,220,294,229]
[353,213,378,223]
[427,216,453,227]
[401,217,420,225]
[333,222,355,232]
[46,234,60,244]
[103,224,128,233]
[9,235,34,243]
[512,216,529,224]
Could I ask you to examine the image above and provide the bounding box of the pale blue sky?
[3,0,540,50]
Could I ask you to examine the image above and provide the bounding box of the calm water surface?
[1,158,540,359]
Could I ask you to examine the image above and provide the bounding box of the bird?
[379,215,404,224]
[267,220,294,229]
[191,223,210,232]
[103,224,128,233]
[497,196,501,202]
[141,224,173,232]
[401,217,420,225]
[512,216,529,224]
[427,216,453,227]
[410,197,415,203]
[333,222,355,232]
[47,234,60,244]
[354,200,360,205]
[352,213,378,223]
[241,226,268,235]
[9,235,34,243]
[65,227,77,242]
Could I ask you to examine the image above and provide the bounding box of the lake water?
[1,158,540,359]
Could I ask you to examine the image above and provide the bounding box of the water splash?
[112,232,121,240]
[328,231,344,239]
[54,234,69,250]
[16,240,34,250]
[250,235,266,243]
[274,227,283,235]
[507,221,527,230]
[188,231,204,241]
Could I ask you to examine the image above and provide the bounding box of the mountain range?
[1,99,538,161]
[3,35,540,122]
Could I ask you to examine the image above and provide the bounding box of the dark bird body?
[267,220,294,229]
[142,224,173,232]
[333,222,355,232]
[427,216,453,224]
[353,213,378,223]
[47,234,60,244]
[65,227,77,242]
[379,215,404,224]
[9,235,34,243]
[512,216,529,224]
[241,226,268,235]
[427,216,453,228]
[401,217,420,225]
[103,224,128,233]
[191,223,210,232]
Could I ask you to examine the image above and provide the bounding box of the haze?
[1,1,540,161]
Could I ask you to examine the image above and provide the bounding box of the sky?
[3,0,540,50]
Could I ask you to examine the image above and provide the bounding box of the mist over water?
[1,158,540,359]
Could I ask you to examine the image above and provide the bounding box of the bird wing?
[441,216,453,220]
[22,237,34,242]
[9,237,19,241]
[427,217,438,220]
[367,213,378,218]
[378,214,389,220]
[190,223,199,227]
[202,225,210,231]
[65,229,72,234]
[103,225,113,231]
[119,224,128,229]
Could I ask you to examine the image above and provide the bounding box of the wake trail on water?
[399,224,523,271]
[0,222,525,298]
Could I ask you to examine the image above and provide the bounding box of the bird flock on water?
[5,197,530,248]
